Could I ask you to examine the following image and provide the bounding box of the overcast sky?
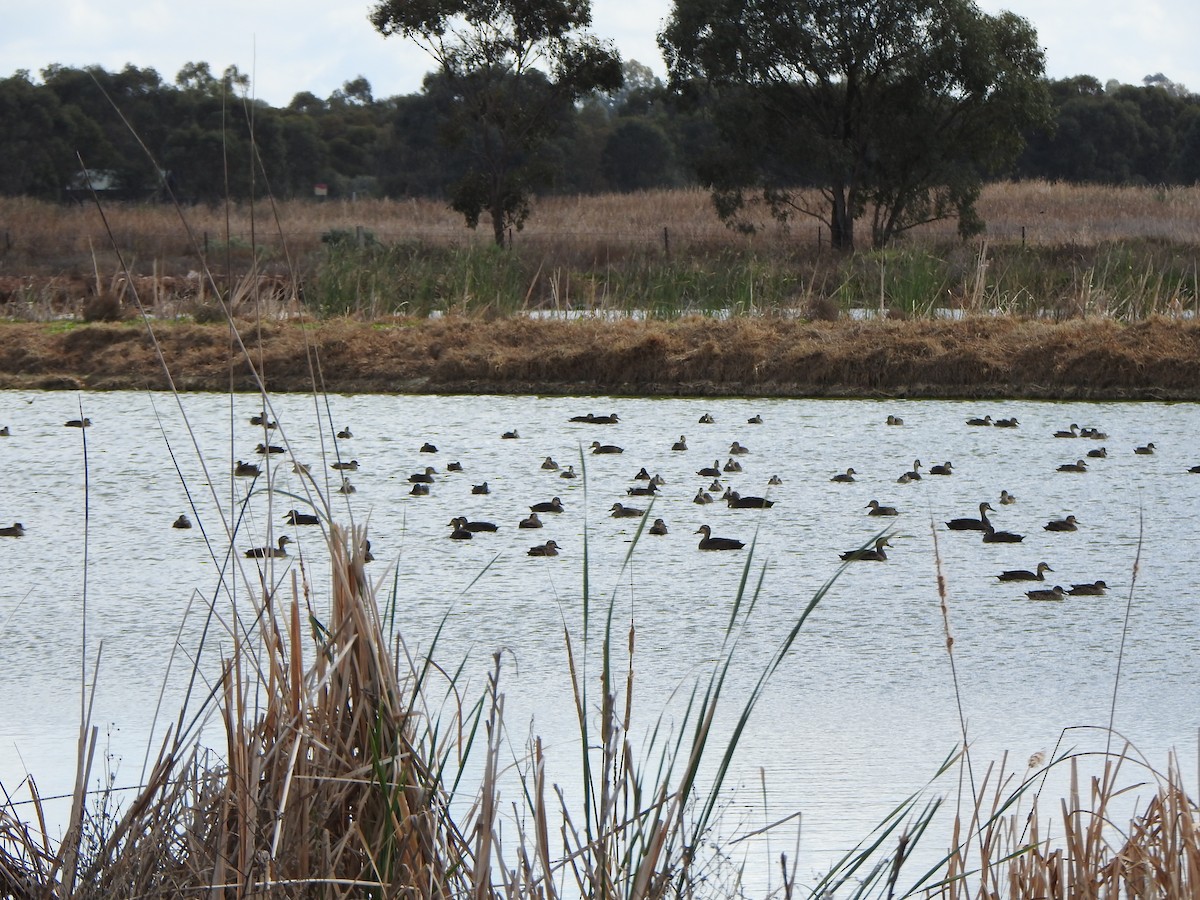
[3,0,1198,107]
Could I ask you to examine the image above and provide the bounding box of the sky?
[2,0,1198,107]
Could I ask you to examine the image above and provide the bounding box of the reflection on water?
[1,390,1197,881]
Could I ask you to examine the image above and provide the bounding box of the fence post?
[1021,225,1026,248]
[662,226,670,259]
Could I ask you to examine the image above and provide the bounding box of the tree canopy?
[659,0,1053,249]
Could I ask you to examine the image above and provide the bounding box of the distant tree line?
[1,60,1197,209]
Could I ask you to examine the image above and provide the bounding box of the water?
[1,390,1197,889]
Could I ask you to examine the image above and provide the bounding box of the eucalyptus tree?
[370,0,623,244]
[659,0,1053,249]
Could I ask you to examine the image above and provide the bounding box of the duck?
[633,467,652,480]
[449,523,473,540]
[559,465,578,479]
[886,415,903,426]
[840,537,890,561]
[590,441,624,454]
[1068,580,1108,596]
[723,458,743,473]
[245,535,292,558]
[726,491,774,509]
[946,502,993,531]
[994,417,1019,428]
[235,460,261,477]
[1087,446,1107,458]
[729,441,750,455]
[1057,459,1088,473]
[610,503,645,518]
[362,540,375,563]
[672,436,688,451]
[768,475,783,485]
[929,461,954,476]
[256,442,285,455]
[409,466,437,483]
[747,414,763,424]
[410,483,430,496]
[999,490,1017,505]
[541,456,560,470]
[693,489,713,504]
[447,461,464,472]
[965,414,993,426]
[0,426,9,436]
[982,524,1024,544]
[708,479,724,492]
[698,413,715,424]
[695,524,744,551]
[568,413,597,423]
[249,414,276,428]
[1134,442,1156,455]
[292,461,311,475]
[0,522,26,537]
[1054,424,1080,438]
[1190,465,1200,474]
[332,459,360,471]
[865,500,899,517]
[592,413,620,425]
[420,442,437,453]
[501,429,520,439]
[1044,515,1079,532]
[649,518,669,535]
[284,509,320,526]
[337,427,353,439]
[527,540,560,557]
[450,516,499,533]
[830,468,857,483]
[697,461,722,477]
[530,497,564,514]
[898,460,922,482]
[627,483,659,497]
[337,478,356,494]
[471,482,490,495]
[172,514,193,529]
[997,562,1053,582]
[519,513,543,529]
[650,473,666,486]
[1081,427,1108,439]
[65,418,92,428]
[1025,586,1066,601]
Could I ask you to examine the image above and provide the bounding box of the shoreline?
[1,315,1198,401]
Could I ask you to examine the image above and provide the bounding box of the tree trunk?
[490,203,506,247]
[830,188,855,251]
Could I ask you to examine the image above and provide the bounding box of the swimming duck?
[840,537,890,561]
[1134,442,1156,455]
[519,513,543,529]
[729,441,750,455]
[698,413,715,424]
[1044,515,1079,532]
[1057,460,1088,473]
[332,459,359,471]
[541,456,560,470]
[708,479,724,492]
[590,441,623,454]
[982,524,1024,543]
[1080,427,1108,439]
[886,415,903,426]
[830,468,857,483]
[0,522,24,537]
[409,466,437,483]
[693,490,713,504]
[568,413,596,423]
[471,482,490,495]
[284,509,320,526]
[768,475,783,485]
[361,540,375,563]
[999,490,1016,505]
[946,502,993,531]
[747,414,763,424]
[450,516,499,533]
[245,535,292,558]
[1068,580,1108,596]
[447,461,464,471]
[695,524,745,551]
[649,518,669,535]
[651,474,666,486]
[865,500,899,517]
[1190,465,1200,474]
[1025,586,1066,601]
[1054,424,1080,438]
[411,483,430,496]
[420,442,437,453]
[337,478,356,494]
[592,413,620,425]
[929,461,954,476]
[898,460,922,482]
[65,418,91,428]
[726,491,774,509]
[634,467,652,480]
[337,427,353,439]
[697,461,722,477]
[0,426,9,436]
[965,415,993,426]
[527,540,560,557]
[723,458,743,473]
[610,503,645,518]
[627,483,659,496]
[256,442,285,455]
[235,460,261,477]
[1087,447,1107,458]
[672,436,688,451]
[292,461,311,474]
[249,414,276,428]
[994,417,1019,428]
[501,430,520,439]
[560,465,578,479]
[449,523,473,540]
[172,514,193,529]
[996,562,1053,582]
[530,497,564,514]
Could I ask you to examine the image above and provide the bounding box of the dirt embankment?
[1,316,1199,400]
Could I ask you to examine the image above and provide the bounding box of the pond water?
[0,390,1197,891]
